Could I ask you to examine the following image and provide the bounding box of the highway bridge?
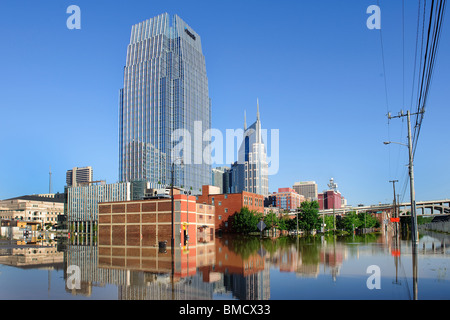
[318,199,450,217]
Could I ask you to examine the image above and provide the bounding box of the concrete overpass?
[318,199,450,217]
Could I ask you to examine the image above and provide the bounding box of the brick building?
[97,193,215,261]
[270,187,305,212]
[318,190,342,210]
[196,185,264,233]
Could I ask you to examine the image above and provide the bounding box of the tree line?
[232,200,380,235]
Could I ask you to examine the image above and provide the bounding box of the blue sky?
[0,0,449,206]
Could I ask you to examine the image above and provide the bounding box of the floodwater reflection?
[0,231,449,299]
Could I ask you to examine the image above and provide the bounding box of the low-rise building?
[97,193,215,252]
[293,181,318,201]
[264,206,280,216]
[318,190,342,210]
[66,181,131,233]
[196,185,264,232]
[271,188,305,212]
[0,195,65,228]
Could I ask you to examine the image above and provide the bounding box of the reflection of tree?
[261,237,296,255]
[340,233,379,244]
[220,235,301,260]
[219,235,261,260]
[221,235,325,266]
[298,237,321,265]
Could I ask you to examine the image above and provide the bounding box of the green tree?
[298,200,321,232]
[341,212,362,232]
[357,212,380,229]
[277,213,297,231]
[232,207,262,234]
[324,215,335,231]
[263,211,278,230]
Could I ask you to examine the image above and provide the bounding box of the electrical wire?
[377,0,392,181]
[412,0,446,158]
[395,0,447,203]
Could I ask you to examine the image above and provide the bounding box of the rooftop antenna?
[328,178,338,192]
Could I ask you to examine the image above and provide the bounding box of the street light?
[383,141,407,147]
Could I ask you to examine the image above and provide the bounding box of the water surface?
[0,230,448,300]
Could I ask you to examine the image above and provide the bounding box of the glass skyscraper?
[230,101,269,196]
[119,13,211,193]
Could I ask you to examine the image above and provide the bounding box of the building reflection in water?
[0,228,447,300]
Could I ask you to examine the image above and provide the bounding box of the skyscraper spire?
[256,98,261,144]
[244,110,247,131]
[257,98,260,121]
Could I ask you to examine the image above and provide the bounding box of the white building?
[0,195,65,227]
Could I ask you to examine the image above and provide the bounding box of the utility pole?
[407,110,419,245]
[386,109,423,244]
[171,162,175,252]
[390,180,398,235]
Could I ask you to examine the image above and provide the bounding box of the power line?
[377,0,392,181]
[388,0,447,204]
[412,0,446,158]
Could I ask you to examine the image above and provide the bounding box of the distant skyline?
[1,0,449,206]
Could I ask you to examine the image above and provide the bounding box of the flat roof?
[3,195,65,203]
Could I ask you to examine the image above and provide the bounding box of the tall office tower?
[66,166,93,187]
[211,166,230,194]
[230,101,269,196]
[119,13,211,193]
[293,181,318,200]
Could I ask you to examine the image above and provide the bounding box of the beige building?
[293,181,318,201]
[264,206,280,216]
[0,195,64,227]
[66,166,93,187]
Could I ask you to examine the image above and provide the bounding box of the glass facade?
[230,103,269,196]
[67,182,131,222]
[119,14,211,193]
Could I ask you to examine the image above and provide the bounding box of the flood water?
[0,230,448,300]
